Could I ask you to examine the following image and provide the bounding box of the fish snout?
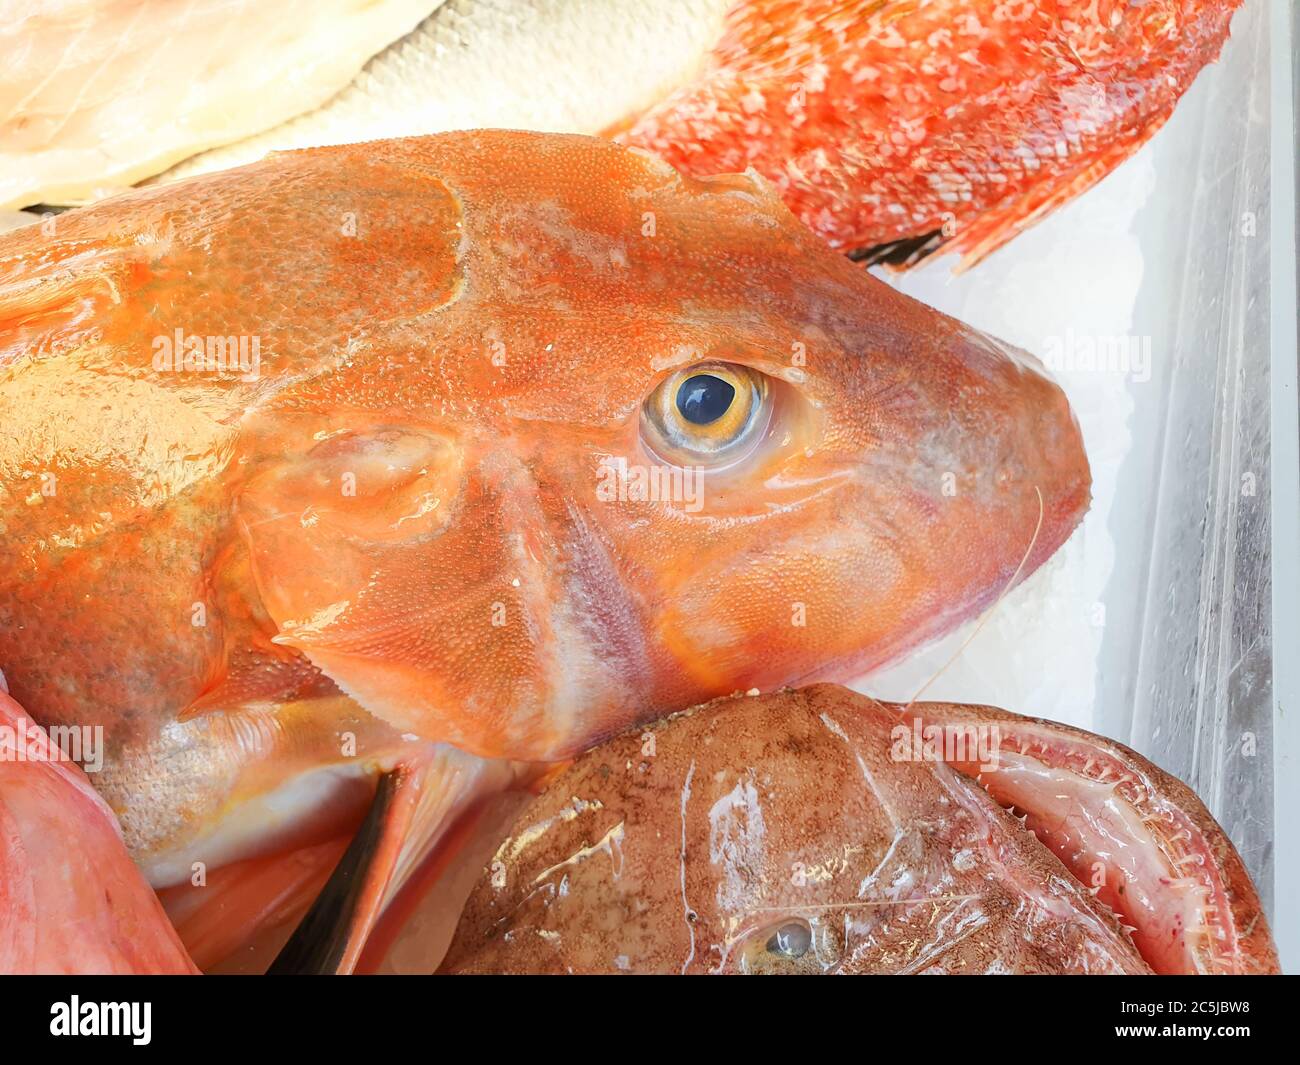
[838,322,1091,669]
[900,326,1092,582]
[644,309,1091,691]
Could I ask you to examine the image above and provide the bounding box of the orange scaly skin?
[0,131,1088,889]
[618,0,1243,265]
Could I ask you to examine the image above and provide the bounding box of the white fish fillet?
[0,0,439,209]
[160,0,730,183]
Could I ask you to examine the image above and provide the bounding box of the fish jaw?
[898,702,1281,975]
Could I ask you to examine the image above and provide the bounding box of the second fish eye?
[735,916,838,974]
[766,920,812,959]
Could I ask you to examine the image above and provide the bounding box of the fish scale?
[163,0,732,181]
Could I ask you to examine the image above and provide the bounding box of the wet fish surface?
[441,685,1279,974]
[0,0,435,209]
[0,132,1089,961]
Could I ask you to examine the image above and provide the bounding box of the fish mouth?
[897,702,1280,976]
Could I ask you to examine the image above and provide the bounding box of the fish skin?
[618,0,1245,265]
[0,0,438,210]
[0,689,196,974]
[161,0,733,184]
[439,685,1155,975]
[159,0,1243,266]
[13,1,1239,267]
[0,130,1088,884]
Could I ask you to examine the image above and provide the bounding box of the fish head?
[439,686,1277,975]
[234,132,1089,759]
[438,685,1149,975]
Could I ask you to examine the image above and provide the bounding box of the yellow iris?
[641,362,771,467]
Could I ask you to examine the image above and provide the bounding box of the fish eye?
[676,373,735,425]
[641,361,772,468]
[735,916,840,975]
[766,921,812,958]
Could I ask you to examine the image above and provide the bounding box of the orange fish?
[0,131,1087,967]
[442,686,1278,975]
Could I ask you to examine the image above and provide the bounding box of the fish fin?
[945,121,1171,271]
[158,836,349,972]
[850,126,1164,273]
[176,637,336,723]
[356,760,557,973]
[847,228,947,269]
[356,796,508,974]
[236,426,561,755]
[268,747,519,974]
[901,702,1280,975]
[0,692,197,974]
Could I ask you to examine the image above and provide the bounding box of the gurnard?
[0,131,1088,968]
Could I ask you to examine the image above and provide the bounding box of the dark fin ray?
[847,228,946,268]
[267,771,401,975]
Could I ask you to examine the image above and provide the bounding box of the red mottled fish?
[7,2,1242,268]
[617,0,1245,265]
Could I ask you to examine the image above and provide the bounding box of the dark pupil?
[766,922,811,959]
[676,374,736,425]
